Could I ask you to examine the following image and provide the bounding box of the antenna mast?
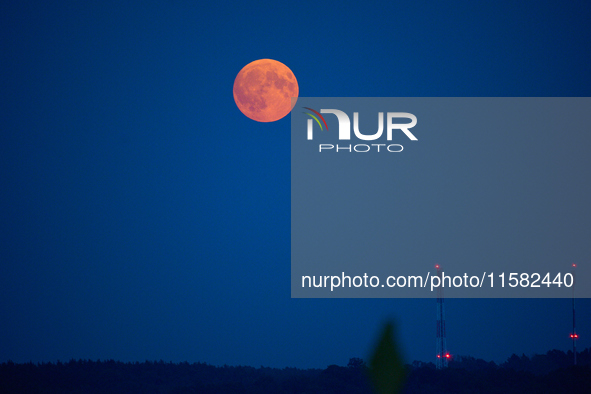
[435,264,449,368]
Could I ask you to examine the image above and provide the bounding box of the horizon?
[5,346,589,370]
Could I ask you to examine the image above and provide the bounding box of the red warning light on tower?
[570,334,579,339]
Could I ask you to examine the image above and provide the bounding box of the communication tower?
[435,264,450,368]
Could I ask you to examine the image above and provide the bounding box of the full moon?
[233,59,299,122]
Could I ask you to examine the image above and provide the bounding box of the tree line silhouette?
[0,348,589,393]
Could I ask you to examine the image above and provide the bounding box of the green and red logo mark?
[302,107,329,131]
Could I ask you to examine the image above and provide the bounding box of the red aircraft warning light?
[445,353,451,359]
[435,264,440,269]
[570,334,579,339]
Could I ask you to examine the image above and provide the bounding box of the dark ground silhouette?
[1,348,590,393]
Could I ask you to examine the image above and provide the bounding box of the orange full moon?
[233,59,299,122]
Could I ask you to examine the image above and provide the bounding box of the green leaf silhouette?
[368,321,406,394]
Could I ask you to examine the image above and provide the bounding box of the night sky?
[1,1,590,369]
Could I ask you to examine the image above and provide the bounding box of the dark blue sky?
[1,1,590,368]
